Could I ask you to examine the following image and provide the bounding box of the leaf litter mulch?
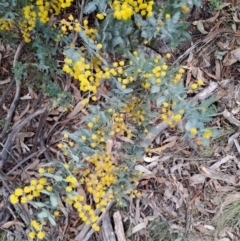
[1,1,240,241]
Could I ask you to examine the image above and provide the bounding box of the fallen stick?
[0,41,25,141]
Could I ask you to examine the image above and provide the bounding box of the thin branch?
[6,148,46,176]
[0,40,25,141]
[0,79,15,107]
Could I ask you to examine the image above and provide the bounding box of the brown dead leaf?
[21,170,37,181]
[190,67,198,79]
[98,81,109,95]
[128,222,146,236]
[70,83,81,101]
[223,48,240,66]
[164,182,174,200]
[57,197,68,217]
[213,180,236,192]
[200,166,236,185]
[16,132,35,154]
[192,11,220,25]
[67,100,85,119]
[203,28,233,43]
[106,139,114,154]
[210,156,234,170]
[202,70,217,80]
[189,174,206,186]
[233,12,240,23]
[215,87,228,101]
[216,41,231,50]
[194,224,212,235]
[1,220,25,229]
[223,109,240,126]
[225,132,240,152]
[215,59,222,81]
[186,69,192,87]
[151,136,177,153]
[196,22,208,34]
[28,87,38,99]
[196,68,206,81]
[116,134,134,144]
[25,158,40,171]
[135,165,153,174]
[231,48,240,61]
[2,103,8,112]
[0,77,11,85]
[77,185,86,205]
[195,198,216,215]
[138,174,164,183]
[13,102,30,124]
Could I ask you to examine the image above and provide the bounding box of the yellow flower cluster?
[60,152,115,230]
[113,0,154,20]
[28,220,46,240]
[203,129,212,139]
[0,18,13,31]
[181,5,190,13]
[83,153,116,206]
[190,79,204,90]
[66,193,100,231]
[9,176,51,205]
[36,0,50,23]
[60,0,74,8]
[172,68,185,84]
[64,175,102,230]
[142,62,168,89]
[36,0,63,21]
[60,15,81,34]
[19,0,74,43]
[161,102,184,127]
[83,19,98,40]
[63,56,102,93]
[110,113,132,137]
[190,127,197,135]
[108,60,135,89]
[20,5,37,43]
[122,97,145,126]
[96,13,106,20]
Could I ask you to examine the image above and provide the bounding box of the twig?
[0,108,47,168]
[0,79,15,107]
[40,138,52,163]
[113,211,126,241]
[173,40,202,65]
[0,40,25,141]
[32,108,48,152]
[6,148,45,176]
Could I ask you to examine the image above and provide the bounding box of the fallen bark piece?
[113,211,126,241]
[102,212,117,241]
